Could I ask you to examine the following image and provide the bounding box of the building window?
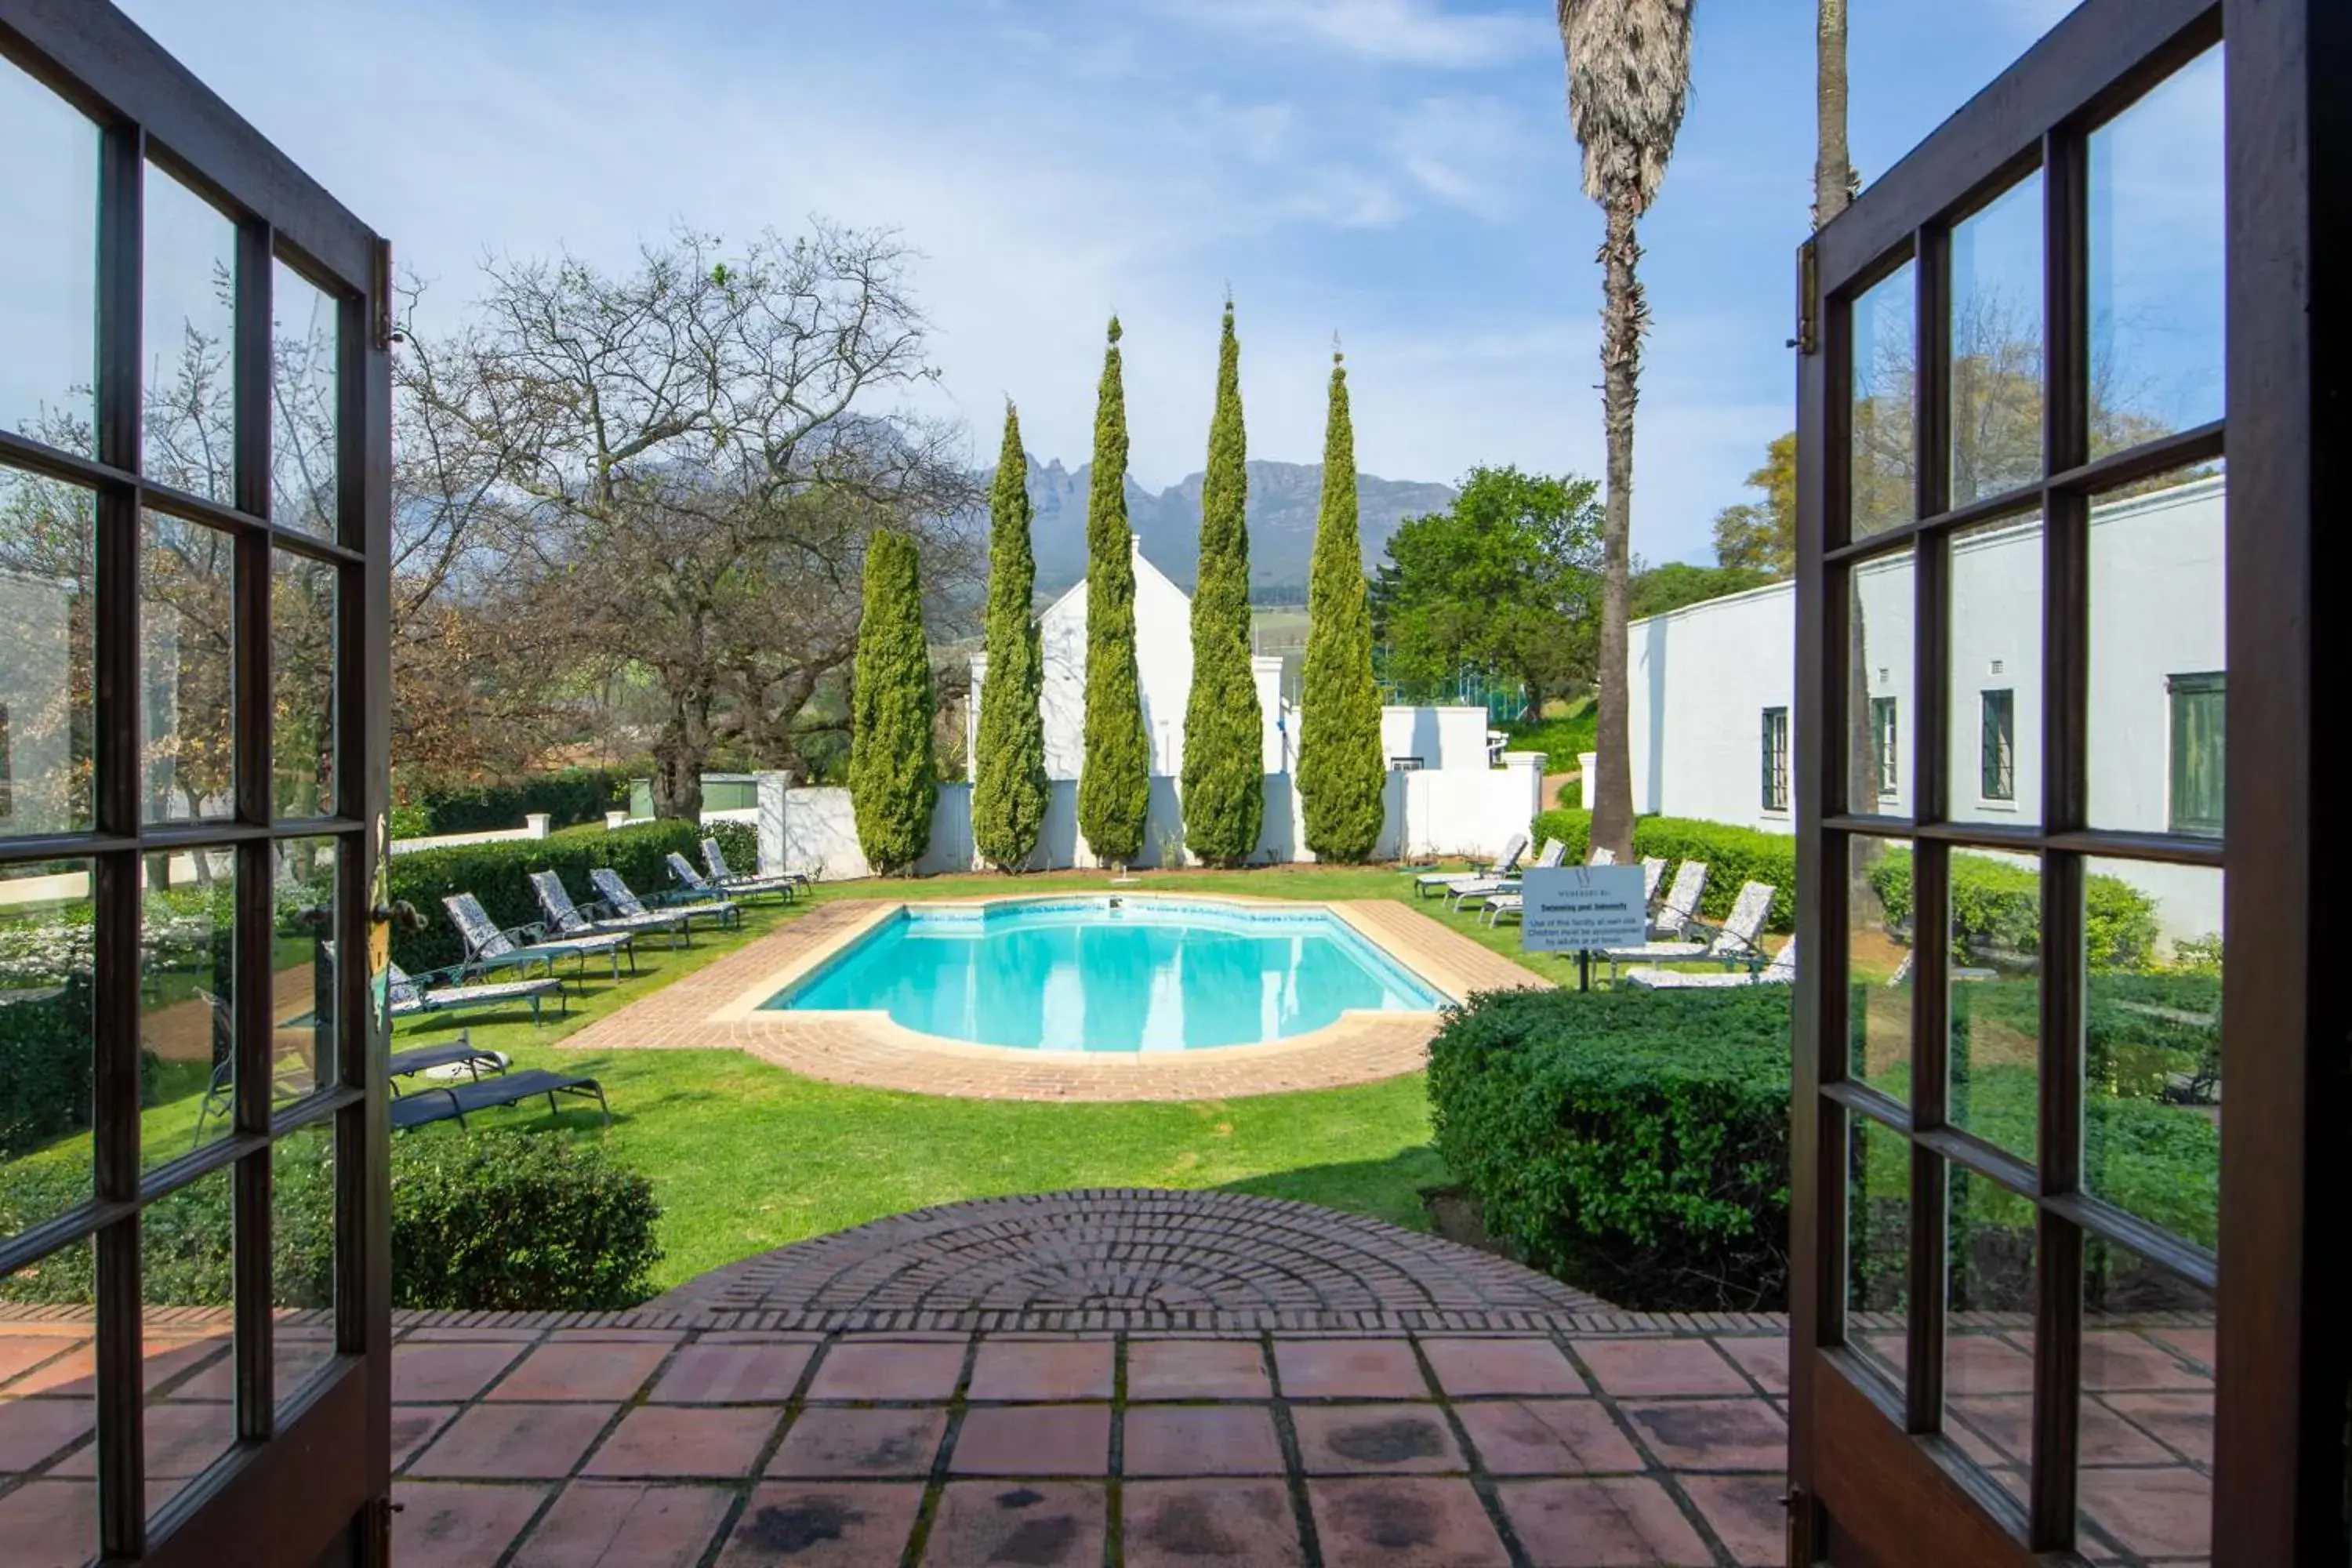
[2167,671,2225,836]
[1868,696,1899,801]
[1980,688,2015,802]
[1761,706,1790,812]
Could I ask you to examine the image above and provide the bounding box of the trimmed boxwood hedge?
[408,767,635,835]
[1529,808,1795,932]
[1948,970,2220,1104]
[1867,847,2158,970]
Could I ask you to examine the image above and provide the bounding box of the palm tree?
[1557,0,1697,862]
[1815,0,1856,227]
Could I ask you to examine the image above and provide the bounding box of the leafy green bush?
[704,819,760,881]
[1428,987,1793,1310]
[1867,848,2158,970]
[410,768,634,835]
[1,1133,661,1311]
[0,982,96,1157]
[1528,807,1592,865]
[387,819,706,972]
[1953,971,2220,1103]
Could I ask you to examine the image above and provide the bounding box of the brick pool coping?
[556,895,1554,1101]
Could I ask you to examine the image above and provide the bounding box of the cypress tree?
[1296,350,1388,862]
[1076,317,1150,866]
[848,529,936,876]
[1181,299,1265,865]
[971,401,1050,872]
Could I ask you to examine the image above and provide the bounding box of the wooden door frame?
[1788,0,2348,1563]
[0,2,393,1563]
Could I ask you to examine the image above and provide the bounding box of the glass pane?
[270,261,338,539]
[1947,514,2042,826]
[2088,46,2224,459]
[0,469,96,837]
[143,1166,235,1523]
[1944,1164,2037,1490]
[142,168,238,502]
[141,511,236,824]
[2078,1239,2215,1564]
[271,550,336,818]
[1,858,96,1236]
[1849,260,1917,540]
[2083,858,2220,1251]
[270,838,338,1101]
[1847,837,1910,1099]
[0,59,100,457]
[1849,548,1914,815]
[271,1123,336,1410]
[1846,1110,1907,1386]
[1948,851,2042,1163]
[141,848,235,1169]
[0,1244,97,1566]
[2088,461,2225,834]
[1950,172,2045,505]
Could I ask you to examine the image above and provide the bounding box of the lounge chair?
[530,869,695,949]
[1886,950,1997,985]
[1647,861,1711,941]
[194,1026,510,1144]
[1623,935,1799,989]
[1588,845,1617,866]
[389,1067,611,1131]
[1603,880,1777,980]
[1414,833,1527,899]
[591,866,737,931]
[443,892,637,982]
[1450,837,1566,910]
[670,849,792,906]
[1641,857,1667,907]
[388,958,566,1025]
[704,837,807,899]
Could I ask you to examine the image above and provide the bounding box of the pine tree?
[848,529,936,875]
[1296,350,1388,862]
[1180,300,1265,865]
[1076,317,1151,866]
[971,401,1051,872]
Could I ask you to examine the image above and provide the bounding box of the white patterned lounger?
[1622,935,1798,989]
[1448,839,1566,910]
[444,892,637,982]
[1414,833,1527,899]
[1602,880,1777,980]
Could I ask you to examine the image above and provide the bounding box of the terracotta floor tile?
[1497,1475,1714,1567]
[765,1406,948,1478]
[390,1405,460,1472]
[2103,1390,2216,1465]
[1291,1403,1464,1475]
[1944,1332,2035,1396]
[1308,1476,1510,1568]
[949,1404,1110,1475]
[1421,1338,1586,1398]
[410,1403,619,1480]
[924,1480,1105,1568]
[715,1482,924,1566]
[511,1480,734,1568]
[1571,1338,1749,1397]
[1272,1338,1428,1399]
[2078,1465,2212,1559]
[583,1405,782,1479]
[1123,1479,1305,1568]
[0,1394,96,1472]
[0,1338,84,1389]
[804,1341,964,1402]
[1455,1399,1644,1475]
[139,1338,231,1396]
[394,1341,529,1403]
[649,1342,815,1404]
[141,1399,234,1479]
[966,1338,1112,1402]
[1,1348,97,1399]
[492,1341,674,1402]
[1681,1472,1789,1566]
[2083,1330,2209,1392]
[1713,1336,1790,1394]
[1621,1399,1788,1471]
[1127,1339,1270,1400]
[0,1478,95,1568]
[2147,1325,2216,1370]
[392,1481,549,1567]
[1122,1405,1286,1475]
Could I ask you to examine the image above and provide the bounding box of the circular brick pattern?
[655,1189,1607,1330]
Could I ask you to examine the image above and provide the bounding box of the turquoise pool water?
[766,898,1447,1051]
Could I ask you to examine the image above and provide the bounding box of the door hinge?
[1784,1483,1815,1564]
[1793,239,1819,356]
[372,238,395,352]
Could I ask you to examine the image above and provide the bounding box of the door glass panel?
[142,168,238,502]
[1944,1163,2036,1490]
[1847,1109,1908,1387]
[1947,514,2042,826]
[1947,851,2041,1163]
[271,1123,336,1410]
[2088,461,2224,834]
[270,838,339,1101]
[1849,549,1914,815]
[1849,260,1917,541]
[1949,171,2045,505]
[1,858,96,1232]
[0,59,100,457]
[141,511,236,824]
[0,1243,97,1563]
[271,550,336,818]
[1847,837,1911,1098]
[142,1165,235,1521]
[2083,858,2220,1250]
[141,847,234,1168]
[0,469,96,837]
[2088,46,2224,458]
[2078,1239,2215,1564]
[270,261,338,540]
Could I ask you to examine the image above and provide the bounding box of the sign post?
[1519,863,1649,990]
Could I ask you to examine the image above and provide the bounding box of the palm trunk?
[1813,0,1853,227]
[1591,197,1643,862]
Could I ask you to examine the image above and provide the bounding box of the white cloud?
[1160,0,1552,70]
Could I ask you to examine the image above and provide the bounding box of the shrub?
[1428,987,1794,1310]
[972,402,1051,872]
[0,982,96,1157]
[0,1133,662,1311]
[1632,818,1797,931]
[1952,971,2220,1103]
[1180,301,1266,866]
[705,819,760,881]
[848,529,938,875]
[1294,350,1388,862]
[1076,318,1151,864]
[409,767,634,836]
[387,818,706,972]
[1529,807,1593,866]
[1867,848,2159,970]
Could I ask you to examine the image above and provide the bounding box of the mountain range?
[991,456,1456,597]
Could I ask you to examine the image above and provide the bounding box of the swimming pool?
[764,897,1449,1051]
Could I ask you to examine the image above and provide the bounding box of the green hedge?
[1528,807,1593,866]
[1,1131,662,1311]
[409,768,635,835]
[1,982,99,1157]
[1949,971,2220,1104]
[1428,987,1795,1310]
[1525,809,1795,932]
[389,820,707,973]
[1867,848,2159,970]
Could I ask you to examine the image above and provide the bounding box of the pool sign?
[1520,864,1649,953]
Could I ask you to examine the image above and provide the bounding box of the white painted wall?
[1379,706,1493,771]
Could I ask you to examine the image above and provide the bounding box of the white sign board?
[1521,864,1650,953]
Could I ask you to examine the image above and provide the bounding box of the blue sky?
[31,1,2105,564]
